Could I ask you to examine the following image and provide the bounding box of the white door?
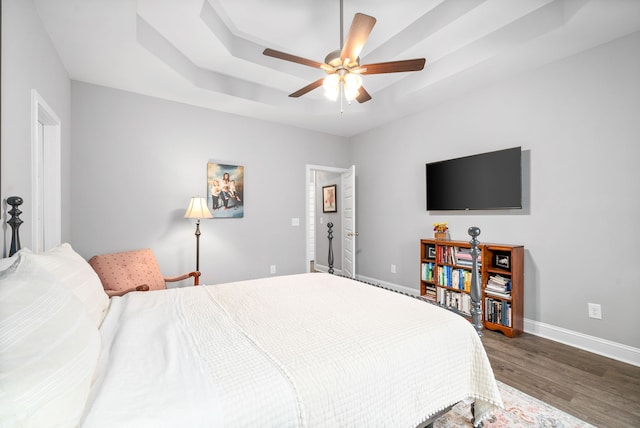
[342,165,356,278]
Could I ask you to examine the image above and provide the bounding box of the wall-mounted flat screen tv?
[426,147,522,211]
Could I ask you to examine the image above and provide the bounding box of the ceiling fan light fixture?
[263,3,425,106]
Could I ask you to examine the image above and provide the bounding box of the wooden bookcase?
[420,239,524,337]
[481,244,524,337]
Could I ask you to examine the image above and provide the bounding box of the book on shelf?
[437,288,471,315]
[484,289,511,300]
[487,274,511,286]
[453,247,481,267]
[425,290,436,300]
[485,273,512,299]
[435,245,482,268]
[437,246,453,265]
[486,274,511,291]
[484,298,512,327]
[437,266,472,292]
[421,262,435,282]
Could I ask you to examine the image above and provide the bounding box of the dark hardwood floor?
[481,330,640,427]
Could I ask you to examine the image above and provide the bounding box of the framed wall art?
[322,185,337,213]
[207,161,244,218]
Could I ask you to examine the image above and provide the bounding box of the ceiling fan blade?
[263,48,327,69]
[360,58,426,75]
[356,86,372,103]
[340,13,376,65]
[289,78,325,98]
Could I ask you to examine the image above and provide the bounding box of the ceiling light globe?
[344,73,363,90]
[323,74,340,100]
[344,87,360,101]
[324,88,340,101]
[323,74,340,91]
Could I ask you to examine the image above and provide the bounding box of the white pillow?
[21,243,110,327]
[0,253,101,427]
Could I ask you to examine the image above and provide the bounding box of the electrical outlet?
[588,303,602,319]
[270,265,276,274]
[390,264,396,274]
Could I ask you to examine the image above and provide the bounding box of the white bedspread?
[82,273,501,427]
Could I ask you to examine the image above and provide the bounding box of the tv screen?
[426,147,522,211]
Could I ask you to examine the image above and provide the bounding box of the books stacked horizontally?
[485,274,512,299]
[454,247,481,267]
[424,285,437,302]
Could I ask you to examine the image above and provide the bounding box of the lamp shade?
[184,197,213,219]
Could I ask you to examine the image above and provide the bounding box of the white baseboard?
[524,319,640,367]
[356,275,640,367]
[356,274,421,296]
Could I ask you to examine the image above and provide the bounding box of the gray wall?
[350,31,640,348]
[1,0,71,254]
[70,82,349,284]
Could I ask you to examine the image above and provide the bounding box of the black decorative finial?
[7,196,24,256]
[327,222,334,274]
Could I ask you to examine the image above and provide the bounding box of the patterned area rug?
[434,381,595,428]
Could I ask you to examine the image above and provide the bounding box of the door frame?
[305,164,350,273]
[31,89,61,252]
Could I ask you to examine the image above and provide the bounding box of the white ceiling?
[34,0,640,137]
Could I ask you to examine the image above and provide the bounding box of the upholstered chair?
[88,248,200,297]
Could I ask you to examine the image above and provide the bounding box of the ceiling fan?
[263,0,426,104]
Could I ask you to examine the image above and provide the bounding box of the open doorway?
[305,164,356,277]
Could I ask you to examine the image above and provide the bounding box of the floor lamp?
[184,196,213,272]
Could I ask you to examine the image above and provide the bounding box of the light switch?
[291,218,300,226]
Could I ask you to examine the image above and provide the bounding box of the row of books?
[484,274,512,300]
[485,298,511,326]
[437,289,471,315]
[437,265,472,292]
[421,262,435,282]
[436,246,482,268]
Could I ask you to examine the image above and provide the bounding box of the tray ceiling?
[34,0,640,137]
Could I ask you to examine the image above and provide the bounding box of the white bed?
[0,244,502,428]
